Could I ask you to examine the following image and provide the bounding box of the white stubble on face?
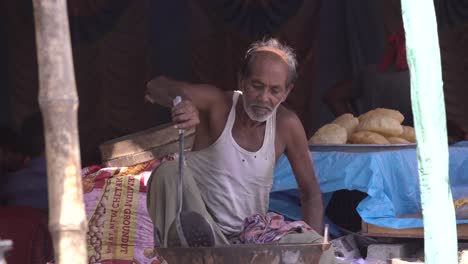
[241,93,279,122]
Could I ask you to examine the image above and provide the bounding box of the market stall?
[79,138,468,263]
[270,143,468,235]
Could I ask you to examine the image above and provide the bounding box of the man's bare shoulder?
[212,90,234,110]
[201,89,233,119]
[276,105,303,129]
[275,106,307,153]
[222,90,235,102]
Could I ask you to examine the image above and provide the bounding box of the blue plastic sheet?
[269,146,468,229]
[453,141,468,147]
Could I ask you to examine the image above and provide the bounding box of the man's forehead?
[248,61,289,87]
[249,51,289,70]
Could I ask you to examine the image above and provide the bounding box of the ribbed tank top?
[186,91,277,235]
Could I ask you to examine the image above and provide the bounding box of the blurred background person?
[0,112,48,209]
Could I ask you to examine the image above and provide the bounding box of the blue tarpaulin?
[269,142,468,229]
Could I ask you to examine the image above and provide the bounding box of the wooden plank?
[156,243,324,264]
[103,133,195,167]
[99,123,195,161]
[33,0,88,262]
[362,222,468,239]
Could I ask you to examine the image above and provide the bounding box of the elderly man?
[145,39,333,262]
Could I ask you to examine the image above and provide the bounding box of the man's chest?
[231,120,285,161]
[231,123,266,152]
[197,106,285,160]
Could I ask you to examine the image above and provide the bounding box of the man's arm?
[281,111,324,234]
[145,76,225,129]
[145,76,224,111]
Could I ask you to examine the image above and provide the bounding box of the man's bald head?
[241,38,298,87]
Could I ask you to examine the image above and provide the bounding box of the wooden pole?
[32,0,87,263]
[401,1,458,263]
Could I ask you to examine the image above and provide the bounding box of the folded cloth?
[238,212,313,244]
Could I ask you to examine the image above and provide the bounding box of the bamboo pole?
[401,1,458,263]
[32,0,87,263]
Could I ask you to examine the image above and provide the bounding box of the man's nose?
[257,89,269,102]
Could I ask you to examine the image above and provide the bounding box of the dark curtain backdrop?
[440,26,468,134]
[1,0,467,166]
[382,0,468,133]
[187,0,322,134]
[0,14,9,126]
[1,0,154,166]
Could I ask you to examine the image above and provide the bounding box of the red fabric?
[379,23,408,72]
[81,157,174,193]
[0,207,52,264]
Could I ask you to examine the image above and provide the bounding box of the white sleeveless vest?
[186,91,277,235]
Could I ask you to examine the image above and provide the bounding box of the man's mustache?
[249,103,273,111]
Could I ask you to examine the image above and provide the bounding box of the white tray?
[309,144,417,153]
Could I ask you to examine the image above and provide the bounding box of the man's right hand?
[172,99,200,130]
[143,76,223,130]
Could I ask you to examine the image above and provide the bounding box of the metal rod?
[178,131,184,215]
[173,96,184,215]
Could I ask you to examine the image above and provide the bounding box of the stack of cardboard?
[99,123,195,167]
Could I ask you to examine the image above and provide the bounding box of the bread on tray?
[309,108,415,145]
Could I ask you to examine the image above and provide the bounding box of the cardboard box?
[331,234,361,259]
[99,123,195,167]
